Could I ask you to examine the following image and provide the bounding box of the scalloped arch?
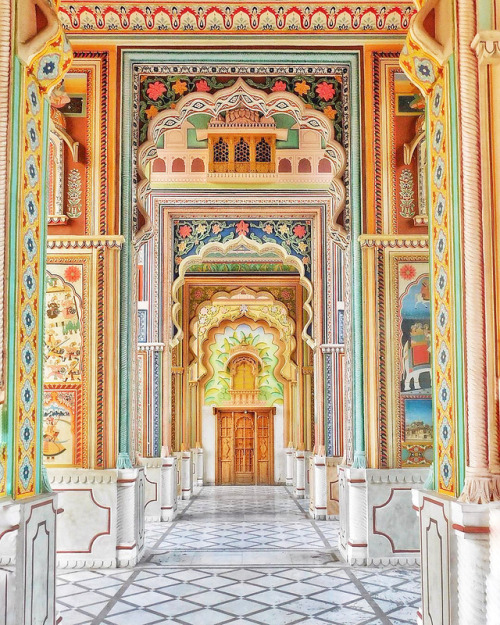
[135,77,348,249]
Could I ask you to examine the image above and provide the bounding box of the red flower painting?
[195,80,211,92]
[400,264,417,281]
[271,80,287,92]
[235,220,249,236]
[64,265,81,283]
[146,81,167,101]
[179,224,192,238]
[293,224,306,238]
[316,81,335,101]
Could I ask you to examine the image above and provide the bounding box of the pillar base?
[413,488,500,625]
[309,455,327,519]
[294,450,306,498]
[138,456,162,521]
[338,466,427,565]
[160,456,178,522]
[192,448,204,487]
[326,456,343,517]
[180,450,193,500]
[285,448,295,486]
[48,467,146,568]
[0,493,58,625]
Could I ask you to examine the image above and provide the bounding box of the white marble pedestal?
[294,450,306,498]
[0,493,58,625]
[161,456,178,522]
[309,455,327,519]
[138,456,162,521]
[180,450,193,500]
[338,466,427,565]
[192,448,204,487]
[285,448,295,486]
[48,467,145,568]
[413,488,500,625]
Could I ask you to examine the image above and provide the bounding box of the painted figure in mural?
[400,276,431,393]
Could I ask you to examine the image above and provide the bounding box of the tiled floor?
[57,486,421,624]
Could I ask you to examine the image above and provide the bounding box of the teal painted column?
[348,56,366,469]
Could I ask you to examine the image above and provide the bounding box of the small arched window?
[191,157,205,173]
[172,158,185,173]
[152,158,166,173]
[278,158,292,173]
[318,158,332,174]
[298,158,312,173]
[213,137,229,162]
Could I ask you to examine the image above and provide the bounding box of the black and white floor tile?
[57,486,421,624]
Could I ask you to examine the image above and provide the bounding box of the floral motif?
[435,230,446,262]
[293,224,306,238]
[146,81,167,101]
[271,80,287,92]
[172,79,188,95]
[26,155,39,187]
[37,53,61,81]
[18,456,33,491]
[400,264,416,281]
[27,82,40,115]
[24,230,37,261]
[179,224,192,238]
[322,105,337,119]
[22,304,36,336]
[26,119,39,151]
[21,418,34,451]
[294,80,311,96]
[22,267,36,299]
[235,220,249,236]
[195,80,211,92]
[145,105,159,119]
[24,192,38,223]
[316,81,335,100]
[64,266,82,283]
[414,57,435,84]
[21,343,35,374]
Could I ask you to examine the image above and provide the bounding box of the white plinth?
[181,451,193,500]
[309,455,327,519]
[160,456,178,522]
[338,466,427,565]
[294,450,306,498]
[413,488,500,625]
[0,493,58,625]
[285,448,295,486]
[138,457,162,521]
[192,448,204,487]
[48,467,146,568]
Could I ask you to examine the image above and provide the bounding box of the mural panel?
[393,258,433,467]
[43,258,89,467]
[204,324,284,406]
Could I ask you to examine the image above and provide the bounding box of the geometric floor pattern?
[56,486,421,624]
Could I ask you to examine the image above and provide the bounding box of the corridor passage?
[56,487,421,625]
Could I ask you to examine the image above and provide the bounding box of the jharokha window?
[207,108,276,175]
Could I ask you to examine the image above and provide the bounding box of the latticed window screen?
[235,137,250,162]
[213,137,229,162]
[256,138,271,163]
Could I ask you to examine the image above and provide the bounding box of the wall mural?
[397,261,433,466]
[174,218,312,279]
[43,261,88,467]
[205,324,283,406]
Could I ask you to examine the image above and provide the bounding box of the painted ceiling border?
[60,3,415,35]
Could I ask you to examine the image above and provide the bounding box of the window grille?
[235,137,250,162]
[256,138,271,163]
[213,137,229,162]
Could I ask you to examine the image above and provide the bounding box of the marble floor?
[56,486,421,625]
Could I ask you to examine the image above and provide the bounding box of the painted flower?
[26,156,38,187]
[294,80,310,96]
[179,224,192,238]
[146,81,167,101]
[27,83,40,115]
[235,220,249,236]
[145,105,159,119]
[263,224,273,234]
[175,256,182,264]
[177,241,187,253]
[298,242,307,252]
[64,265,81,283]
[196,223,207,234]
[322,105,337,120]
[37,53,60,81]
[316,81,335,101]
[172,79,188,96]
[302,256,310,265]
[271,80,287,92]
[212,224,222,234]
[27,120,39,151]
[400,264,416,281]
[278,224,290,236]
[24,192,38,223]
[195,80,211,92]
[293,224,306,238]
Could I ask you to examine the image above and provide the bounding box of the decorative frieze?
[358,235,428,249]
[47,235,125,249]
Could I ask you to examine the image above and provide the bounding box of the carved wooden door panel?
[256,412,273,485]
[218,412,234,485]
[234,413,255,484]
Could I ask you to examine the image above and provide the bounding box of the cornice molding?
[47,235,125,249]
[358,234,429,249]
[137,342,165,352]
[320,343,345,354]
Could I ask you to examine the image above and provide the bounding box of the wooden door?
[234,413,255,484]
[215,407,275,485]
